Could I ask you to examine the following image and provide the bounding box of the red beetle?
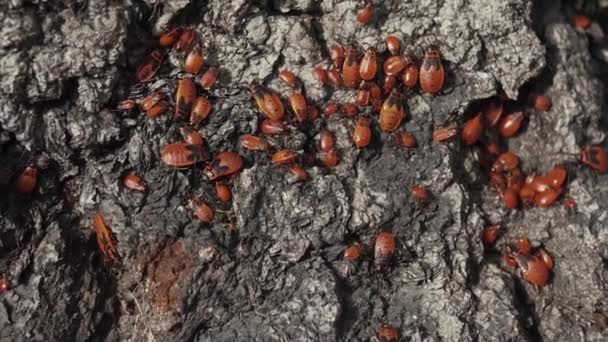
[377,324,399,341]
[140,92,163,111]
[199,66,218,89]
[519,184,536,204]
[288,92,308,122]
[184,45,204,74]
[508,246,554,287]
[93,212,121,266]
[385,35,400,55]
[312,67,327,85]
[324,103,339,116]
[359,48,377,81]
[175,78,197,119]
[203,152,243,180]
[402,51,419,88]
[180,127,204,146]
[506,168,524,192]
[285,166,308,182]
[573,14,591,29]
[411,186,429,200]
[419,46,445,94]
[374,232,396,270]
[123,173,146,192]
[499,188,519,209]
[308,105,320,121]
[356,1,373,24]
[342,47,361,88]
[433,124,458,142]
[355,82,371,106]
[330,45,345,69]
[397,132,417,148]
[136,50,164,82]
[160,143,209,167]
[461,113,483,145]
[353,117,372,148]
[189,198,213,223]
[580,145,608,173]
[383,75,397,94]
[279,69,301,89]
[538,249,554,270]
[492,152,520,173]
[546,164,567,189]
[272,149,298,165]
[15,165,37,194]
[528,175,551,193]
[146,101,168,117]
[327,68,342,87]
[215,182,232,202]
[0,274,8,292]
[343,243,362,261]
[498,111,524,138]
[319,130,335,153]
[249,83,285,121]
[323,149,339,168]
[515,254,551,286]
[190,96,211,125]
[141,93,168,118]
[240,134,270,151]
[485,141,501,155]
[369,82,382,100]
[530,94,552,112]
[535,188,562,208]
[260,120,286,135]
[482,225,500,246]
[176,28,196,52]
[489,172,507,193]
[516,237,532,255]
[564,196,576,209]
[159,27,182,47]
[379,89,405,132]
[118,99,135,111]
[342,103,358,117]
[482,98,503,127]
[505,239,530,267]
[383,55,406,76]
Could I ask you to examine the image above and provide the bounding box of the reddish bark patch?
[144,241,193,313]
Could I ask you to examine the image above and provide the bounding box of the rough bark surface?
[1,1,607,341]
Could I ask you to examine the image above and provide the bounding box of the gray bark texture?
[1,0,607,341]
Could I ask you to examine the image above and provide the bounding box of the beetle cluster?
[455,93,561,285]
[504,237,554,287]
[482,226,554,287]
[461,87,606,288]
[130,27,216,123]
[342,231,397,272]
[241,35,447,187]
[101,27,237,264]
[458,92,608,215]
[4,7,607,339]
[133,28,241,228]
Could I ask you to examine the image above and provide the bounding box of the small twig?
[129,291,157,342]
